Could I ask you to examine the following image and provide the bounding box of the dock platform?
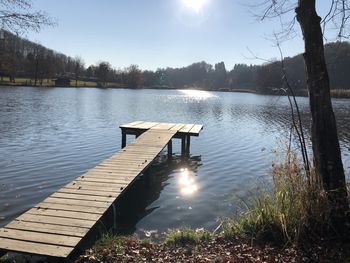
[120,121,203,156]
[0,121,203,259]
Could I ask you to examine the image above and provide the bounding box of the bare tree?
[96,61,112,87]
[0,0,54,34]
[126,64,144,87]
[74,56,85,87]
[257,0,349,233]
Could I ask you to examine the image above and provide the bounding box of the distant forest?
[1,31,350,94]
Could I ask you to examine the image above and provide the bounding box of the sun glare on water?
[178,168,198,196]
[182,0,208,13]
[180,89,215,99]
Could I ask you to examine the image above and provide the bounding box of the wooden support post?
[168,139,173,159]
[121,131,126,148]
[181,136,186,157]
[186,135,191,156]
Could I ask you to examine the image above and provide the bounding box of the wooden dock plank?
[51,192,115,202]
[63,184,124,192]
[70,177,130,185]
[92,166,147,173]
[43,197,111,208]
[75,177,133,185]
[65,181,129,190]
[82,173,138,180]
[16,214,95,229]
[179,124,195,133]
[6,221,87,237]
[151,123,176,130]
[98,160,155,167]
[170,123,185,131]
[85,169,145,175]
[26,208,102,221]
[81,176,135,183]
[93,166,153,172]
[58,188,119,197]
[104,153,157,160]
[80,173,134,180]
[97,161,152,167]
[35,203,106,214]
[0,237,73,257]
[0,121,203,259]
[119,120,144,128]
[189,124,203,136]
[133,121,159,129]
[0,228,80,247]
[119,147,156,154]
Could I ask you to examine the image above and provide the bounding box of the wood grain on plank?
[35,202,106,214]
[119,120,144,128]
[51,192,115,202]
[0,228,80,247]
[0,237,73,257]
[75,177,133,185]
[43,197,111,208]
[189,124,203,135]
[151,123,176,130]
[134,122,158,129]
[16,214,95,228]
[58,188,119,197]
[179,124,195,133]
[63,184,124,192]
[170,123,185,131]
[26,208,101,221]
[6,220,87,237]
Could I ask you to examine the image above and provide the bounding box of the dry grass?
[331,89,350,98]
[223,151,336,245]
[164,228,211,245]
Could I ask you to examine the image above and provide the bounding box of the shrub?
[165,228,211,245]
[223,150,334,245]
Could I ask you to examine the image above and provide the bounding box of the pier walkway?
[0,121,203,259]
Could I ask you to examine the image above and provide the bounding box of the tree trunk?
[296,0,349,232]
[34,58,39,86]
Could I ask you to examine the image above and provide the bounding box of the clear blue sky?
[27,0,334,71]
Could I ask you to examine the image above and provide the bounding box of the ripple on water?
[0,87,349,235]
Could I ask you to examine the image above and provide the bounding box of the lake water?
[0,87,349,238]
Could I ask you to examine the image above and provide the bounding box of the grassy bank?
[1,150,348,262]
[75,234,304,263]
[74,230,349,262]
[1,78,350,99]
[0,77,128,88]
[72,151,350,263]
[331,89,350,98]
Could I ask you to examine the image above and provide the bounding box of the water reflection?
[98,155,202,238]
[178,168,198,196]
[179,89,216,100]
[0,87,349,234]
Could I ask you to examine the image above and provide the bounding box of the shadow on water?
[74,154,202,256]
[107,154,202,235]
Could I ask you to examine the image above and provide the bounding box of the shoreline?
[73,232,349,263]
[1,83,350,99]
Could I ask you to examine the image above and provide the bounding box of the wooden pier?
[0,121,203,259]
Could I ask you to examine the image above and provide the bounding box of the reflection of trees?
[98,154,202,235]
[225,95,350,167]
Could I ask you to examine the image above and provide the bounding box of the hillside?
[1,31,350,94]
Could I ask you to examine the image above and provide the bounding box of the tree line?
[1,30,350,92]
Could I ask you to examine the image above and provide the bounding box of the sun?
[181,0,208,13]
